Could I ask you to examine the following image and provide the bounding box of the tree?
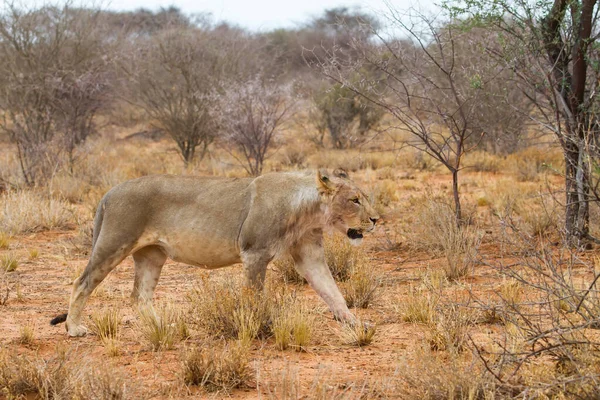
[217,76,292,176]
[127,27,246,166]
[445,0,600,245]
[310,10,516,223]
[0,3,113,184]
[312,77,384,149]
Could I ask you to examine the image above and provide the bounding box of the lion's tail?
[50,197,107,326]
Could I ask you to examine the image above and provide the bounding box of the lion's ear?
[317,169,334,194]
[333,168,349,179]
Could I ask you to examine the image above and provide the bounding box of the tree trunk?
[452,169,462,225]
[564,132,590,247]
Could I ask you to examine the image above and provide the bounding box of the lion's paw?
[66,322,88,337]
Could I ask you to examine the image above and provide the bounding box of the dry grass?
[398,286,439,324]
[2,253,18,272]
[49,174,90,203]
[272,255,306,285]
[188,275,273,341]
[339,321,376,347]
[18,323,35,346]
[137,304,181,351]
[463,151,503,173]
[0,350,128,399]
[0,232,10,249]
[28,248,39,260]
[369,179,398,214]
[182,341,252,392]
[408,194,480,281]
[324,233,364,282]
[91,308,121,342]
[427,304,473,354]
[271,296,315,352]
[0,190,74,234]
[398,349,495,399]
[342,262,380,308]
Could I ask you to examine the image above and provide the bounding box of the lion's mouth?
[347,228,363,240]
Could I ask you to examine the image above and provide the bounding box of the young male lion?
[50,169,379,336]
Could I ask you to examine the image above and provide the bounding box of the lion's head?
[317,169,380,242]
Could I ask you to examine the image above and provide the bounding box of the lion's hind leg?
[131,245,167,305]
[65,242,133,337]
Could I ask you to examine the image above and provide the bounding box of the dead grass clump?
[138,304,181,351]
[0,190,74,234]
[18,324,35,346]
[182,341,251,392]
[324,233,364,281]
[409,194,480,281]
[507,146,563,182]
[91,308,120,341]
[463,151,503,173]
[427,304,473,354]
[188,276,272,341]
[339,321,376,347]
[398,286,439,324]
[370,179,398,214]
[514,193,559,237]
[271,296,315,352]
[0,350,129,399]
[0,232,10,249]
[2,253,18,272]
[398,349,496,399]
[342,262,380,309]
[272,256,306,284]
[49,174,90,203]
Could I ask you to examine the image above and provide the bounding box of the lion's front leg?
[241,251,272,291]
[290,240,356,324]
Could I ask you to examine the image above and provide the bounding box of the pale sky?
[98,0,438,31]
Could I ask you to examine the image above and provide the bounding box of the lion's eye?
[351,198,360,205]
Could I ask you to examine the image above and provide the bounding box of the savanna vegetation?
[1,0,600,398]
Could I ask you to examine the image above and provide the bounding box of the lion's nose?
[370,217,378,225]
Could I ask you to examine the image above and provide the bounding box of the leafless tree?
[0,3,113,185]
[310,10,515,223]
[447,0,600,246]
[126,26,248,166]
[217,76,293,176]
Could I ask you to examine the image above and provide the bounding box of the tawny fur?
[51,170,379,337]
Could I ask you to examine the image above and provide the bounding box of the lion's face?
[318,169,380,242]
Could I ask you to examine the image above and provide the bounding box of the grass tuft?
[182,341,251,392]
[2,253,18,272]
[138,304,180,351]
[339,321,376,347]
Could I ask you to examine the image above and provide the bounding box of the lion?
[50,169,380,336]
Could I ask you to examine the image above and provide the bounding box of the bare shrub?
[0,4,113,185]
[217,76,292,176]
[0,190,74,234]
[128,27,245,166]
[182,341,251,392]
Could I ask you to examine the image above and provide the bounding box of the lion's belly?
[137,230,242,269]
